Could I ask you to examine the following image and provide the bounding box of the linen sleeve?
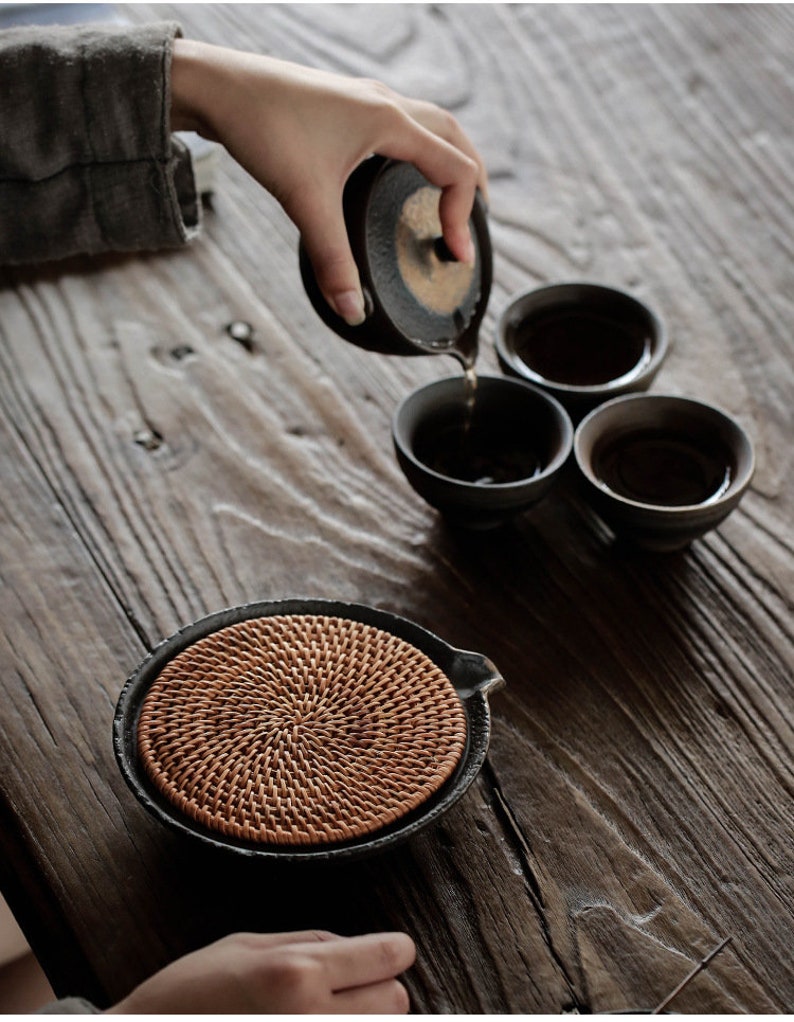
[0,20,200,264]
[36,996,101,1013]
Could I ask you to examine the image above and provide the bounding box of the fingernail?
[462,235,476,266]
[333,289,366,326]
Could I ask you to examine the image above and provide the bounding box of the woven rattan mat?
[137,614,467,846]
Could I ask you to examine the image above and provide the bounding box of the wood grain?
[1,3,791,1013]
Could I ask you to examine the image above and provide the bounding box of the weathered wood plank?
[1,3,791,1013]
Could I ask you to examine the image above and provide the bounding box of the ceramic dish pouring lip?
[113,598,504,862]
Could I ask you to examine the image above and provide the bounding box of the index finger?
[399,96,489,200]
[314,931,416,992]
[376,124,481,263]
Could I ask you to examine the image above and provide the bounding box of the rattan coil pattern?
[137,614,467,846]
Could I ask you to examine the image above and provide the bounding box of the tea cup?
[496,282,668,417]
[574,393,755,550]
[392,375,573,529]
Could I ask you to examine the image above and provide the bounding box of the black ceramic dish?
[113,598,503,862]
[392,375,574,529]
[496,282,668,416]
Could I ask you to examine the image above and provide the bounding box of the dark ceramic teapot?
[299,155,492,367]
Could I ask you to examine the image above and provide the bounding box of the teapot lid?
[299,156,492,365]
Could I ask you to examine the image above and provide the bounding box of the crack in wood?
[484,759,585,1011]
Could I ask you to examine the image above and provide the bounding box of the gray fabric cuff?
[0,20,200,264]
[36,996,101,1014]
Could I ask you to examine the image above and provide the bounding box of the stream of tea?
[414,356,543,486]
[463,363,478,431]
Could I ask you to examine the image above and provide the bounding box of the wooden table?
[1,3,792,1013]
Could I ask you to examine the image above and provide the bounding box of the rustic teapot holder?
[114,599,503,862]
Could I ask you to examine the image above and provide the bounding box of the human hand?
[105,929,415,1014]
[170,40,488,326]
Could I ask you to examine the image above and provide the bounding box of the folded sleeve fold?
[0,20,200,264]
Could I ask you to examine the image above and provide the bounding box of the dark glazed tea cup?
[392,375,573,529]
[496,282,668,416]
[574,393,755,551]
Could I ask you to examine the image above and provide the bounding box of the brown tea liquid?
[424,335,544,485]
[413,398,543,486]
[595,429,734,506]
[513,306,651,386]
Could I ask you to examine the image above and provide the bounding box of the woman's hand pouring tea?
[171,40,489,326]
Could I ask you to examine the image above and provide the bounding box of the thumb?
[291,187,366,327]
